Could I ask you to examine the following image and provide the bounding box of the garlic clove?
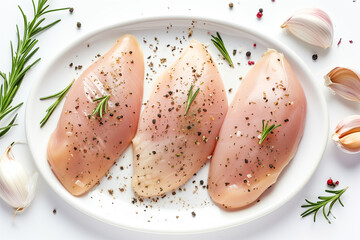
[281,8,333,49]
[21,172,38,212]
[0,143,38,212]
[324,67,360,102]
[332,115,360,154]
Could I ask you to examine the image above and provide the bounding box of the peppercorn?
[327,178,333,186]
[312,54,318,61]
[259,8,263,13]
[229,2,234,9]
[69,8,74,13]
[246,51,251,57]
[256,12,263,19]
[77,22,81,28]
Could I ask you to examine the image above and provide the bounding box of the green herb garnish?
[40,80,74,127]
[301,187,348,224]
[0,0,69,136]
[91,95,110,119]
[184,85,200,116]
[258,120,281,144]
[211,32,234,67]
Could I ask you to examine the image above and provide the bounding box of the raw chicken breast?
[47,35,144,196]
[132,40,228,197]
[208,49,307,209]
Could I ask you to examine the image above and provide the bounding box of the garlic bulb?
[332,115,360,154]
[325,67,360,102]
[281,8,333,49]
[0,143,38,213]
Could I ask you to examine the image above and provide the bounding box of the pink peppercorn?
[257,12,263,19]
[327,178,333,186]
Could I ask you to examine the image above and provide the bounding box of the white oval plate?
[26,16,328,234]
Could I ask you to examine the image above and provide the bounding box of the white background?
[1,0,360,239]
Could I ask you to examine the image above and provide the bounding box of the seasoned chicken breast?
[208,49,307,209]
[47,35,144,196]
[132,40,228,197]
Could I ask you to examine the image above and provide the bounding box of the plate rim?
[25,15,329,234]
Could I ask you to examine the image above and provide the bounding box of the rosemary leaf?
[40,80,74,127]
[259,120,281,144]
[211,32,234,67]
[184,85,200,116]
[91,95,111,119]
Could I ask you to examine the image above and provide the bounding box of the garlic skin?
[332,115,360,154]
[0,143,38,212]
[325,67,360,102]
[281,8,333,49]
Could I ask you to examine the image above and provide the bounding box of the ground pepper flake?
[337,38,342,46]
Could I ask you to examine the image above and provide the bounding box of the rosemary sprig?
[40,80,74,127]
[259,120,281,144]
[0,0,69,136]
[184,85,200,116]
[211,32,234,67]
[301,187,348,224]
[91,95,110,119]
